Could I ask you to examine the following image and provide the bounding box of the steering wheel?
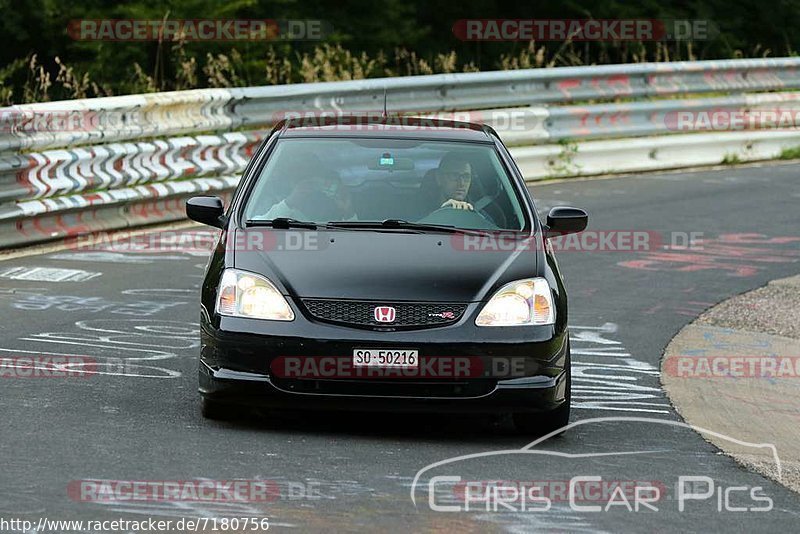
[471,194,508,228]
[418,205,499,229]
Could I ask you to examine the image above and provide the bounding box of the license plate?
[353,349,419,368]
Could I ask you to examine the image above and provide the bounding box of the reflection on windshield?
[244,138,527,231]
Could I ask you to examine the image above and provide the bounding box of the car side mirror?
[186,196,225,228]
[546,206,588,238]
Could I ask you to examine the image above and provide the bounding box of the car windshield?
[242,137,527,231]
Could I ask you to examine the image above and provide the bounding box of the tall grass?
[0,40,775,105]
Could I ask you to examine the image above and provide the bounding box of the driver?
[431,152,474,211]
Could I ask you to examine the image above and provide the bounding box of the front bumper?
[199,311,569,414]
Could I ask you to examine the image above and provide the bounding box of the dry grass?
[0,40,782,105]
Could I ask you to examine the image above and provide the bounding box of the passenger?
[263,174,355,221]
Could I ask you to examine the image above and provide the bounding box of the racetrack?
[1,163,799,531]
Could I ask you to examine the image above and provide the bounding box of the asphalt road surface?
[1,163,799,532]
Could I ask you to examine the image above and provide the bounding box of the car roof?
[274,115,496,142]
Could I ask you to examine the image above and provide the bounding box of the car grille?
[301,299,468,329]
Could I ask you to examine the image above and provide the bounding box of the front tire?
[201,397,232,420]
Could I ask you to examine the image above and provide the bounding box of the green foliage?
[549,139,581,176]
[2,0,799,103]
[721,153,741,165]
[778,145,800,160]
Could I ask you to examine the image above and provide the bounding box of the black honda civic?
[186,116,587,434]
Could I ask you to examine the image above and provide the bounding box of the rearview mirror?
[546,206,588,238]
[186,196,225,228]
[367,153,415,171]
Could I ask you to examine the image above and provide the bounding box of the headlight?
[475,278,554,326]
[216,269,294,321]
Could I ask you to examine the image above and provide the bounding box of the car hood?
[232,229,540,302]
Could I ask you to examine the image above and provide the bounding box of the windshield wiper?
[328,219,489,235]
[245,217,318,229]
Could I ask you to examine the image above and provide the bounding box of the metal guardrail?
[3,57,800,248]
